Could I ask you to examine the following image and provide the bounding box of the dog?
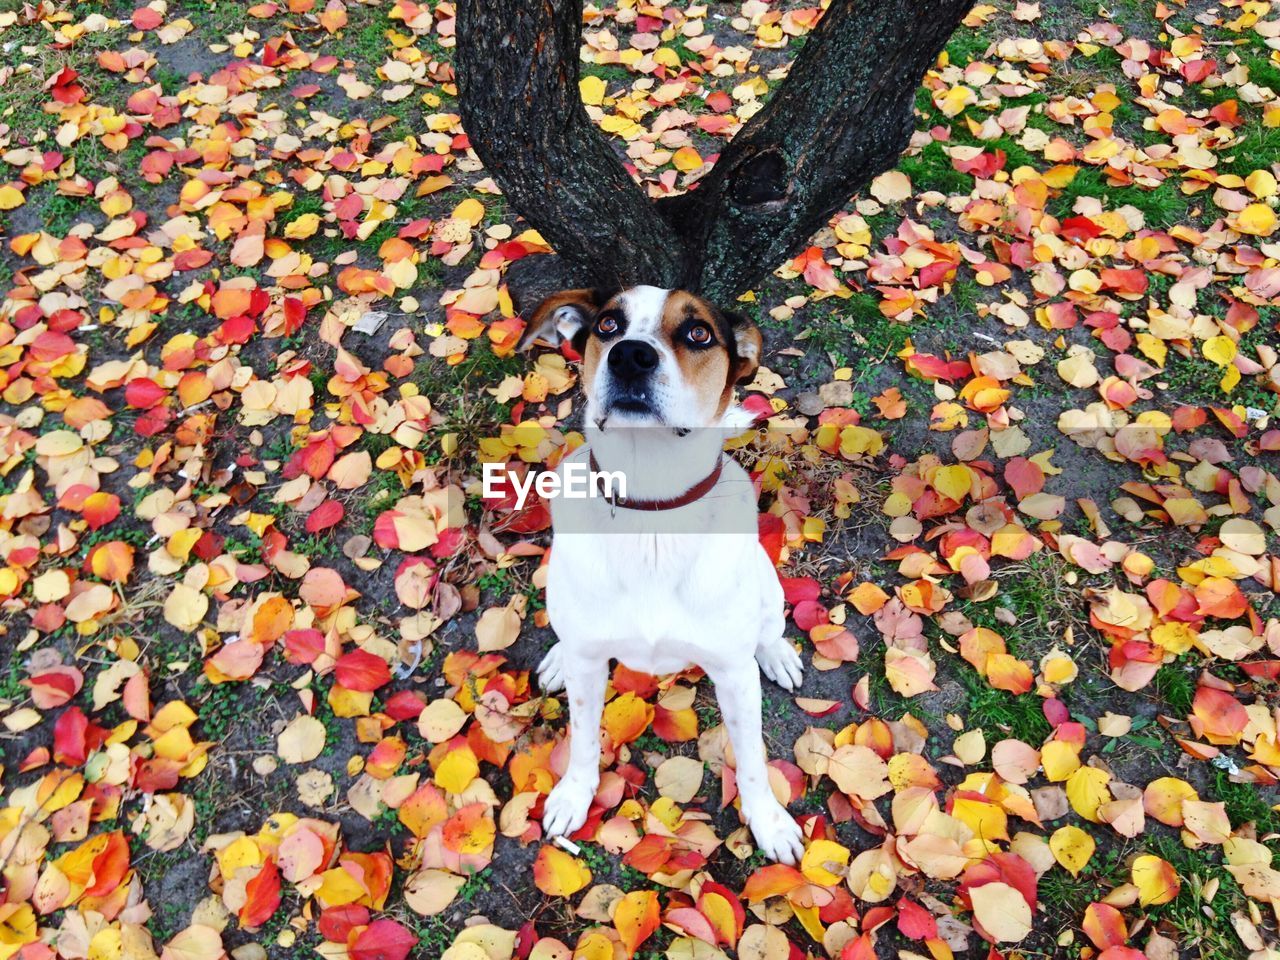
[518,284,806,865]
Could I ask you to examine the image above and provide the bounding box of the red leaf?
[350,919,417,960]
[125,378,167,409]
[282,297,307,335]
[780,576,821,605]
[84,831,131,898]
[82,492,122,531]
[283,628,326,665]
[384,690,426,721]
[132,7,163,29]
[1003,457,1044,499]
[306,499,345,533]
[334,649,391,692]
[240,858,281,928]
[25,666,83,708]
[897,898,938,940]
[319,905,370,943]
[841,934,876,960]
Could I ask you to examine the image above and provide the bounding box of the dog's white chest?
[547,537,778,676]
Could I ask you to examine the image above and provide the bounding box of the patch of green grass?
[950,275,982,316]
[0,660,24,705]
[1159,350,1274,411]
[943,26,991,67]
[1212,768,1280,835]
[1109,183,1192,230]
[1153,661,1197,715]
[411,916,455,956]
[897,141,973,195]
[193,679,245,743]
[1220,112,1280,178]
[958,671,1051,743]
[581,63,635,88]
[1039,841,1127,914]
[822,293,911,360]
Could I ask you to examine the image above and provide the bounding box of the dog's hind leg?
[706,660,805,865]
[542,654,607,839]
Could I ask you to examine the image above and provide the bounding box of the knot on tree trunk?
[729,148,791,209]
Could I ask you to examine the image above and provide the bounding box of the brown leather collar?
[588,451,724,512]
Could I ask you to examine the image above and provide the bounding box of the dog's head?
[519,285,761,430]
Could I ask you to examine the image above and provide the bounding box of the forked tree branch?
[456,0,975,304]
[455,0,685,290]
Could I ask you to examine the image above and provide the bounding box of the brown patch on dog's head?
[664,293,761,401]
[518,287,618,352]
[654,291,737,416]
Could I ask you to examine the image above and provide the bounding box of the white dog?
[519,285,806,865]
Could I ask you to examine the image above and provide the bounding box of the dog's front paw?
[542,776,596,838]
[537,643,567,693]
[744,800,805,865]
[756,639,804,692]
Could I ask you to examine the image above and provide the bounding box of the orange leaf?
[741,863,806,901]
[614,889,661,956]
[87,545,133,583]
[532,845,591,897]
[602,692,654,747]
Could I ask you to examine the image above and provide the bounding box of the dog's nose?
[607,339,659,381]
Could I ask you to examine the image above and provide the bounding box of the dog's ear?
[518,288,615,352]
[722,309,762,385]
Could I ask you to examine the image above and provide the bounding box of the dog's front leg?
[542,655,607,839]
[707,662,805,865]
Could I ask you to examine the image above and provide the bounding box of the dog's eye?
[595,315,619,336]
[686,323,713,346]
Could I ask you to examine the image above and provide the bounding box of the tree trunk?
[456,0,974,304]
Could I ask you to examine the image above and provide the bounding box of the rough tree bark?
[456,0,974,305]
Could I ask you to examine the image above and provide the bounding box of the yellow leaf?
[1245,169,1277,198]
[0,185,25,211]
[159,924,224,960]
[1235,202,1277,236]
[949,728,987,770]
[800,839,850,886]
[284,213,320,239]
[969,882,1032,943]
[579,75,606,106]
[434,745,479,793]
[1049,825,1095,876]
[277,714,326,764]
[163,584,208,633]
[1132,854,1181,905]
[1040,740,1079,781]
[1065,765,1111,822]
[452,197,485,226]
[1202,335,1237,366]
[601,692,654,747]
[672,146,703,172]
[614,890,660,955]
[933,464,972,502]
[314,866,367,908]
